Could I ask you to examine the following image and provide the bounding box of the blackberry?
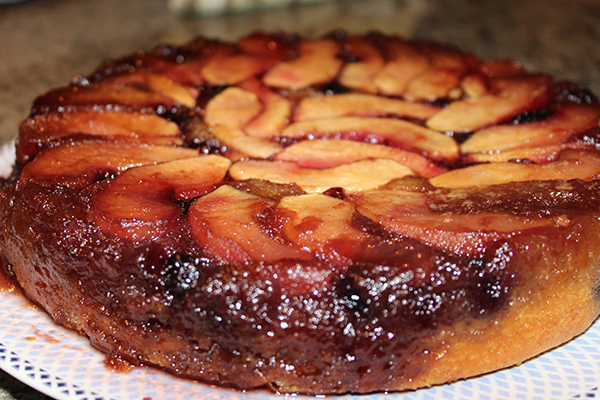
[554,81,597,105]
[511,109,550,125]
[163,253,209,293]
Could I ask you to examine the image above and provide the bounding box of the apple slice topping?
[429,149,600,188]
[273,139,446,178]
[461,102,600,154]
[278,193,357,243]
[402,42,471,101]
[461,74,490,98]
[203,85,283,158]
[281,116,459,161]
[338,35,385,93]
[238,78,292,138]
[201,54,278,86]
[404,68,464,102]
[101,72,199,107]
[18,141,200,187]
[141,58,207,87]
[32,81,183,113]
[20,31,600,270]
[354,190,552,256]
[293,93,441,122]
[426,74,553,133]
[16,110,182,163]
[210,125,283,159]
[200,33,288,85]
[276,193,368,269]
[93,155,231,241]
[373,37,430,96]
[463,144,565,164]
[229,158,414,193]
[203,86,263,129]
[189,185,310,263]
[262,38,343,89]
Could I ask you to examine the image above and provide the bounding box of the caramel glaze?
[428,179,600,217]
[2,31,600,394]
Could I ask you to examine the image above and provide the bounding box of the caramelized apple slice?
[189,185,310,263]
[262,38,343,89]
[461,74,490,98]
[281,116,459,161]
[463,144,565,164]
[402,42,470,101]
[274,139,446,178]
[188,84,275,159]
[404,68,464,101]
[426,74,553,133]
[101,72,198,107]
[430,149,600,188]
[373,37,430,96]
[201,34,288,85]
[16,110,182,163]
[18,141,200,187]
[355,190,552,255]
[239,78,292,138]
[461,103,600,153]
[294,93,441,121]
[204,86,263,129]
[278,193,357,243]
[277,193,368,268]
[93,155,231,241]
[229,159,413,193]
[210,125,283,159]
[202,54,277,86]
[32,82,183,113]
[245,95,291,138]
[140,57,207,87]
[338,35,385,93]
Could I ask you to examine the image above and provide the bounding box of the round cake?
[1,31,600,394]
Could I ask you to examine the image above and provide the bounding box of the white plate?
[0,141,599,400]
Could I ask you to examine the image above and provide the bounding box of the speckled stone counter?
[0,0,599,398]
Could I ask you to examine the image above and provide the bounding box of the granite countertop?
[0,0,600,398]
